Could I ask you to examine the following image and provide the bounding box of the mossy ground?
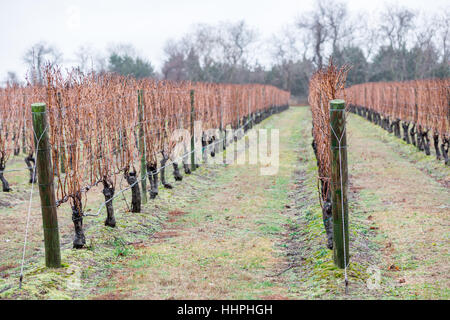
[345,112,450,299]
[0,107,448,299]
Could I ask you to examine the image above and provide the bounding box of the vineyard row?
[345,79,449,164]
[308,63,448,269]
[0,66,290,249]
[308,62,349,251]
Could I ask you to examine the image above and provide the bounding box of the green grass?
[1,106,448,300]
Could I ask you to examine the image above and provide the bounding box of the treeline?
[161,1,449,99]
[5,0,450,100]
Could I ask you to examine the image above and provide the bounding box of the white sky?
[1,0,448,81]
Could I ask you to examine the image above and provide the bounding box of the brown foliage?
[0,66,290,209]
[308,61,349,203]
[346,79,450,136]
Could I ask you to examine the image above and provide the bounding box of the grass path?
[346,113,450,299]
[91,108,304,299]
[1,107,448,299]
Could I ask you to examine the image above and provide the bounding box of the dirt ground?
[0,107,448,299]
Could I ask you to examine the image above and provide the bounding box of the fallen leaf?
[388,264,400,271]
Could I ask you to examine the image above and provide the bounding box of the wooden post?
[138,89,147,204]
[329,99,349,269]
[31,103,61,268]
[190,89,196,171]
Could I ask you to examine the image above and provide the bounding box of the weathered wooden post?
[329,99,349,269]
[138,89,147,204]
[31,103,61,268]
[190,89,196,171]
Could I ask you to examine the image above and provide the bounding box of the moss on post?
[329,99,349,269]
[31,102,61,268]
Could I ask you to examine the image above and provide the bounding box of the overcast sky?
[1,0,448,81]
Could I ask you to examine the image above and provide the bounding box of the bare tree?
[188,24,218,81]
[271,26,300,63]
[435,8,450,64]
[218,21,256,65]
[221,21,257,82]
[412,14,439,78]
[23,41,62,84]
[162,40,187,80]
[5,71,20,86]
[296,0,351,69]
[322,0,353,53]
[377,5,416,80]
[75,44,96,73]
[358,15,381,63]
[107,43,137,58]
[271,26,301,91]
[94,53,108,73]
[161,21,257,83]
[379,5,416,50]
[297,5,328,69]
